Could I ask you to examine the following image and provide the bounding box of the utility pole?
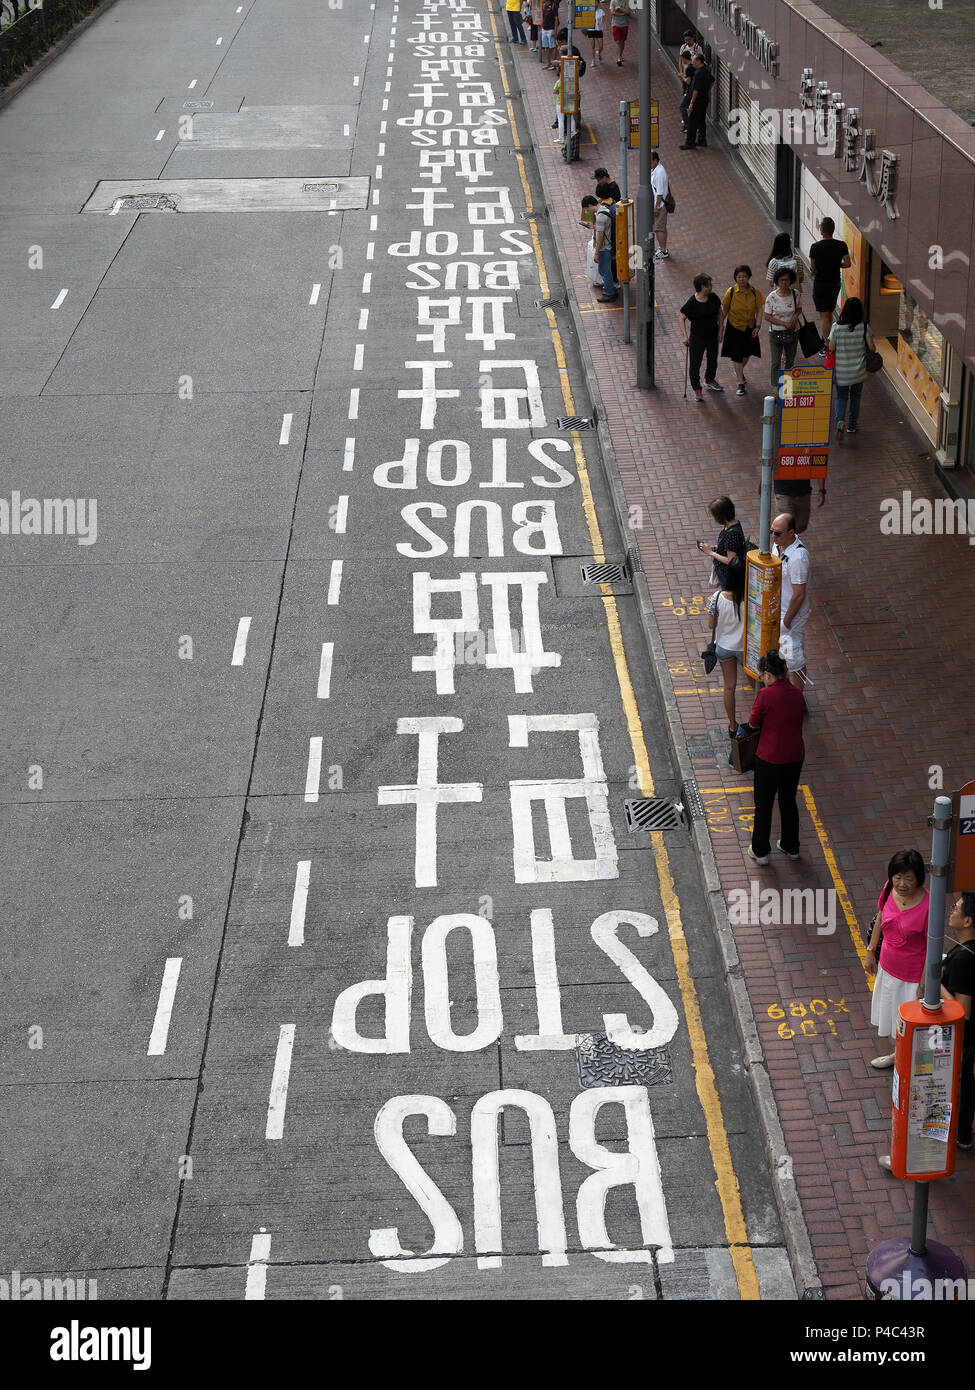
[635,0,654,387]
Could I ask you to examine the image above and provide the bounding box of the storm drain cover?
[557,412,597,430]
[680,778,706,820]
[577,1032,673,1089]
[116,194,179,211]
[624,797,685,832]
[533,295,567,309]
[82,177,370,214]
[581,562,627,585]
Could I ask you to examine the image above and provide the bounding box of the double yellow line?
[489,10,761,1300]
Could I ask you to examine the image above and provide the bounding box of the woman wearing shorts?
[609,0,631,64]
[583,0,604,63]
[706,555,746,738]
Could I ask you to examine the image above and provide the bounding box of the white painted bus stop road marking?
[245,1230,271,1300]
[304,738,323,802]
[50,290,68,310]
[279,413,292,446]
[289,861,311,946]
[147,957,182,1056]
[265,1024,296,1139]
[155,129,165,141]
[327,560,343,606]
[231,616,252,666]
[309,282,322,305]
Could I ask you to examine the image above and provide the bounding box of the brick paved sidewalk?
[505,28,975,1297]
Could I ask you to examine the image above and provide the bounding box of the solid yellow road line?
[800,785,872,983]
[492,9,760,1298]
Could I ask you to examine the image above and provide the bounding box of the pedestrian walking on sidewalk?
[746,649,806,865]
[771,513,810,687]
[706,555,746,736]
[940,892,975,1149]
[593,184,618,302]
[680,54,713,148]
[765,231,804,290]
[864,850,929,1069]
[828,296,877,439]
[609,0,631,64]
[540,0,559,66]
[764,266,801,391]
[583,0,605,63]
[679,273,723,401]
[591,166,621,202]
[809,216,852,345]
[651,150,670,260]
[720,265,764,394]
[505,0,528,44]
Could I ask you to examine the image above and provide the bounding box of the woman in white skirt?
[864,849,929,1067]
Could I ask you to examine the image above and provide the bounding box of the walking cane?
[683,338,689,399]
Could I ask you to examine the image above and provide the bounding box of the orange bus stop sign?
[951,778,975,892]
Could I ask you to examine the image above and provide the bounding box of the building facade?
[653,0,975,493]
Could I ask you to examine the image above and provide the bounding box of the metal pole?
[760,395,776,556]
[909,1181,930,1258]
[635,0,653,387]
[923,794,953,1011]
[564,0,575,162]
[619,100,631,344]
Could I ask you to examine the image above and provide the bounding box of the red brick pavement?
[506,32,975,1297]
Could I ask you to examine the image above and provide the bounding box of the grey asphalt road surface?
[0,0,794,1301]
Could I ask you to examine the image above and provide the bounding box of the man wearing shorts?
[609,0,631,64]
[772,513,810,687]
[809,216,851,343]
[651,149,669,260]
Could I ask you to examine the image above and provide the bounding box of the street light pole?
[635,0,654,387]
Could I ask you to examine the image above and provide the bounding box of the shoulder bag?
[869,879,892,961]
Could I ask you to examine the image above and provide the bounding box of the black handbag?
[870,879,892,959]
[797,314,824,357]
[731,725,760,774]
[865,348,883,373]
[701,641,717,674]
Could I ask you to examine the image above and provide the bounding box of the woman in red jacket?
[746,648,806,865]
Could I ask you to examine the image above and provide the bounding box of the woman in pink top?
[864,848,929,1067]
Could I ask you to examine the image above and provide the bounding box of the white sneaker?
[746,846,769,865]
[870,1054,895,1069]
[878,1154,893,1172]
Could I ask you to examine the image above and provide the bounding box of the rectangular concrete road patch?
[81,177,369,214]
[182,107,356,149]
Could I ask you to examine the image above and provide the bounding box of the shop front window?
[899,293,944,385]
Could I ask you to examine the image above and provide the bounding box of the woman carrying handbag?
[828,295,878,438]
[864,849,929,1069]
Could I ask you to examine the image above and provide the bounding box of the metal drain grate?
[624,797,685,832]
[556,411,598,430]
[302,181,340,194]
[680,778,706,820]
[577,1032,673,1089]
[182,100,214,111]
[533,295,567,309]
[581,562,628,585]
[116,194,179,211]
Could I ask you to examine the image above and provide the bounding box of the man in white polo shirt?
[651,149,669,260]
[772,512,810,687]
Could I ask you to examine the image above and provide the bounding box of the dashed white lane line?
[231,616,252,665]
[304,737,323,801]
[216,35,223,44]
[374,164,383,180]
[279,412,293,446]
[384,81,391,93]
[265,1024,296,1140]
[343,123,350,137]
[327,559,344,606]
[386,65,393,77]
[348,388,360,419]
[50,289,68,310]
[353,343,365,371]
[343,436,356,471]
[362,272,372,293]
[377,142,386,156]
[147,958,182,1056]
[379,120,387,134]
[309,282,322,305]
[317,643,334,699]
[245,1231,271,1300]
[188,79,197,88]
[372,189,380,206]
[353,74,360,86]
[365,241,375,260]
[333,495,349,533]
[289,861,311,945]
[381,98,388,111]
[155,129,166,141]
[358,307,369,329]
